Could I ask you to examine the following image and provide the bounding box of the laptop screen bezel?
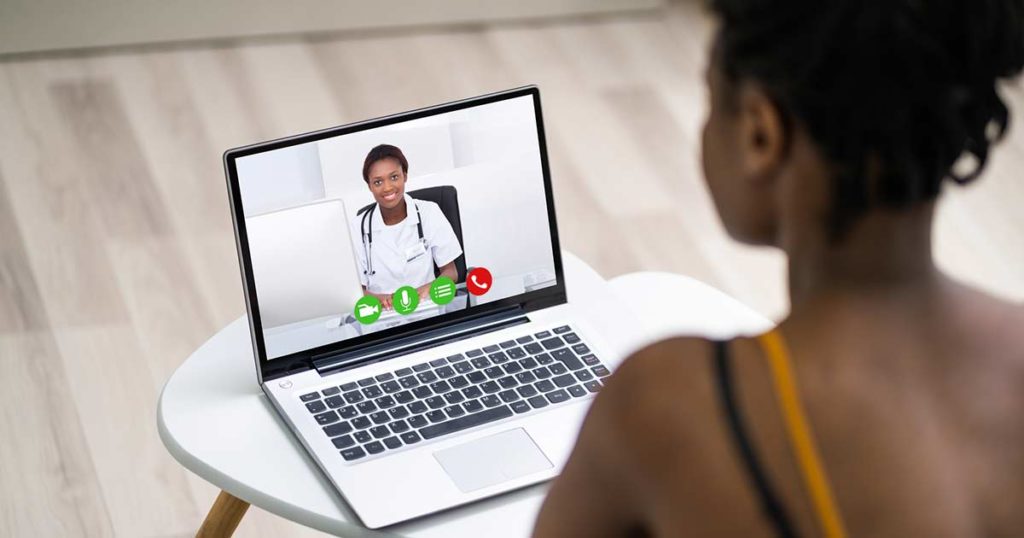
[223,86,566,383]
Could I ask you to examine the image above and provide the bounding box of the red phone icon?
[467,267,492,296]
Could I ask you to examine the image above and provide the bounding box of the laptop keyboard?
[298,325,610,462]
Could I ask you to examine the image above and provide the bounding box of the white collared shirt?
[352,194,463,294]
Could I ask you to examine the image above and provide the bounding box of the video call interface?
[235,96,558,360]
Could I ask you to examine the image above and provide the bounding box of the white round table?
[159,252,773,536]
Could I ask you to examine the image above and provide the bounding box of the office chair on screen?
[357,186,468,284]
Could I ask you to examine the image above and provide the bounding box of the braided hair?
[708,0,1024,237]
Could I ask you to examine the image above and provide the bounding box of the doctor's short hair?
[362,144,409,183]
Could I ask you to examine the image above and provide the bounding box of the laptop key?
[448,375,469,389]
[563,333,581,344]
[534,330,551,339]
[484,367,503,379]
[553,374,576,388]
[370,426,390,439]
[332,435,355,449]
[314,411,339,425]
[352,416,371,429]
[357,377,375,387]
[470,357,490,369]
[466,348,485,357]
[381,381,401,394]
[524,343,544,355]
[535,353,554,365]
[517,385,538,398]
[443,391,465,404]
[341,447,366,461]
[398,376,419,389]
[375,373,395,382]
[426,396,445,409]
[395,367,413,377]
[540,337,565,350]
[507,348,526,360]
[461,386,483,399]
[375,396,396,408]
[389,406,410,420]
[323,422,353,437]
[528,395,549,409]
[483,345,500,353]
[444,405,466,418]
[383,436,403,450]
[511,400,531,414]
[300,392,320,402]
[354,430,372,443]
[516,335,534,344]
[356,401,376,414]
[498,390,520,403]
[389,420,410,433]
[585,380,602,393]
[552,349,584,370]
[515,371,537,384]
[446,354,464,362]
[546,389,570,404]
[419,406,513,440]
[370,412,389,425]
[429,380,451,394]
[553,325,572,334]
[497,376,518,389]
[306,400,326,413]
[533,366,552,379]
[325,395,345,409]
[417,371,438,383]
[581,355,601,366]
[489,352,509,364]
[568,385,588,398]
[322,386,341,396]
[467,371,486,383]
[436,366,455,378]
[401,431,422,444]
[549,362,568,376]
[394,390,414,404]
[407,401,428,414]
[408,415,428,429]
[452,361,473,374]
[339,405,357,419]
[362,386,383,398]
[592,366,611,377]
[500,340,517,349]
[426,410,446,423]
[576,370,595,382]
[520,357,538,370]
[365,441,385,454]
[481,381,500,394]
[535,380,555,393]
[429,358,448,367]
[481,395,502,408]
[412,363,431,372]
[572,344,591,355]
[412,386,432,399]
[462,399,483,413]
[503,362,523,374]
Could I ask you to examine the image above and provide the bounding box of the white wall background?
[236,141,324,217]
[318,95,555,283]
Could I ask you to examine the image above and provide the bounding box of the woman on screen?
[354,144,462,309]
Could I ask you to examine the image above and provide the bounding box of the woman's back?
[533,0,1024,535]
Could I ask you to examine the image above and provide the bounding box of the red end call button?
[466,267,492,296]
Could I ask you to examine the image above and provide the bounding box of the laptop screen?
[227,89,562,366]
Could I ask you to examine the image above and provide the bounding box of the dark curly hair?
[362,144,409,183]
[708,0,1024,237]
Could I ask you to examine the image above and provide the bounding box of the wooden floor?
[1,2,1022,536]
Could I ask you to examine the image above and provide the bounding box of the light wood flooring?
[1,2,1022,536]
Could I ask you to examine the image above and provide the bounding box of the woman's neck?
[782,203,941,312]
[380,198,407,226]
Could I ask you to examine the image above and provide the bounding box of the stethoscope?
[360,200,427,287]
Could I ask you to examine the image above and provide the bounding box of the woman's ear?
[736,83,787,184]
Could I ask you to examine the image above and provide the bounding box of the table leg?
[197,490,250,537]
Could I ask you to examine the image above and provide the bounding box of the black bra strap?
[713,340,798,538]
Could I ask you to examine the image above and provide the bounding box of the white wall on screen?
[236,141,325,217]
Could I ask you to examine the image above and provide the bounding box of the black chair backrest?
[356,186,466,283]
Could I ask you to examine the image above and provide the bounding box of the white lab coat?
[352,194,463,295]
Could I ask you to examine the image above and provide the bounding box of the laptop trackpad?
[433,428,553,493]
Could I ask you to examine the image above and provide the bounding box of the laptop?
[223,86,614,528]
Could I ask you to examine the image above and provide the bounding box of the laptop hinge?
[313,306,528,376]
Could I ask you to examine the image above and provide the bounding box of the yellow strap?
[758,330,848,538]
